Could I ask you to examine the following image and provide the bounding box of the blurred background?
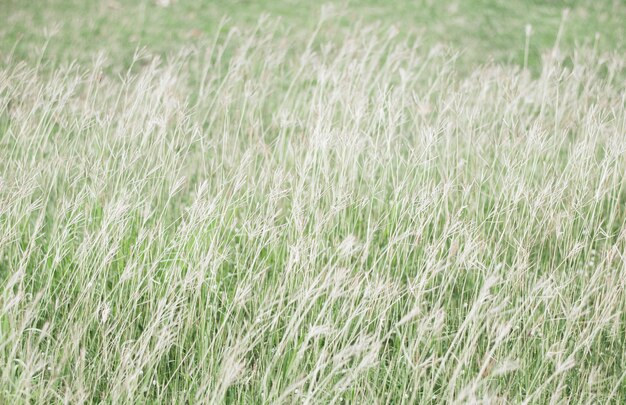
[3,0,625,73]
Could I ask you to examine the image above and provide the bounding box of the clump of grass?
[1,14,625,404]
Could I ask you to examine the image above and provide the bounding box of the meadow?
[1,0,626,403]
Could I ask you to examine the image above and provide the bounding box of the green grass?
[1,0,626,403]
[3,0,625,71]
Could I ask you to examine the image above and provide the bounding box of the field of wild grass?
[1,1,626,403]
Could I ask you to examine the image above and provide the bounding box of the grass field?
[1,0,626,403]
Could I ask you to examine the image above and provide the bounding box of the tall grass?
[1,15,625,403]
